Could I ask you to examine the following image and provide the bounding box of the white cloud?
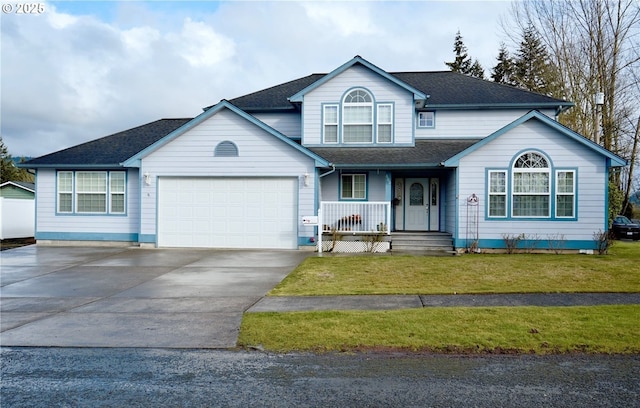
[1,1,512,158]
[169,18,235,68]
[303,1,380,36]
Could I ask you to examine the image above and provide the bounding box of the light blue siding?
[302,65,415,146]
[455,119,608,247]
[34,168,141,242]
[416,109,557,139]
[140,108,317,244]
[319,171,387,202]
[253,112,301,138]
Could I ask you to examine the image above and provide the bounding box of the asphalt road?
[2,347,638,407]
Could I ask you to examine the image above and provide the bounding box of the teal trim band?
[453,238,598,250]
[35,232,138,242]
[138,234,156,244]
[298,236,315,246]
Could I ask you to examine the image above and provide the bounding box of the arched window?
[214,141,239,157]
[343,89,373,143]
[512,152,550,217]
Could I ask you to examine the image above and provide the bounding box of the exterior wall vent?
[214,141,239,157]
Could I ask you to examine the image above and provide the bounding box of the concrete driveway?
[0,245,309,348]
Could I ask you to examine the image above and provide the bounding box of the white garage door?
[158,177,298,249]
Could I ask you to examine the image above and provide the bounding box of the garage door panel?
[158,177,297,249]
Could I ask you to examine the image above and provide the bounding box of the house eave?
[421,102,574,111]
[17,163,126,170]
[332,163,443,170]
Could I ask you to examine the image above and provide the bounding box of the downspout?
[317,164,335,255]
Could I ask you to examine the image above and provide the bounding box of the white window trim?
[109,172,126,214]
[57,171,73,213]
[555,170,576,218]
[57,170,126,215]
[376,103,393,143]
[323,104,339,144]
[342,89,373,144]
[511,152,551,218]
[341,174,367,200]
[417,111,435,128]
[488,170,508,218]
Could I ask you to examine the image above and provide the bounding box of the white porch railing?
[317,201,391,253]
[319,201,391,233]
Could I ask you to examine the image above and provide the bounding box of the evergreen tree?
[1,137,34,184]
[469,59,485,79]
[445,30,472,74]
[491,43,516,85]
[513,25,559,96]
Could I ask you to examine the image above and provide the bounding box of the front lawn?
[269,242,640,296]
[238,242,640,354]
[239,305,640,353]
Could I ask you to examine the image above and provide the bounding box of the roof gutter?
[319,164,336,178]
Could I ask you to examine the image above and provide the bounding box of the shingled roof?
[23,61,572,168]
[228,70,571,112]
[309,139,480,168]
[24,119,191,167]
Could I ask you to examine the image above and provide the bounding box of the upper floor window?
[323,105,338,143]
[377,104,393,143]
[418,111,435,128]
[343,89,373,143]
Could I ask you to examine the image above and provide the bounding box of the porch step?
[391,232,455,254]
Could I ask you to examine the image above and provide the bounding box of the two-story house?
[22,56,627,252]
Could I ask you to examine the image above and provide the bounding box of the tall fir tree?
[445,30,472,73]
[491,43,516,85]
[445,31,485,79]
[513,25,559,96]
[469,59,485,79]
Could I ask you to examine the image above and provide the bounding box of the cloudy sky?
[1,0,515,158]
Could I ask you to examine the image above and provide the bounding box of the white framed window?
[76,171,108,213]
[377,104,393,143]
[323,104,338,143]
[418,111,435,128]
[488,170,507,217]
[343,89,373,143]
[110,172,126,213]
[512,152,550,217]
[555,170,575,218]
[341,174,366,200]
[57,171,73,213]
[57,171,126,215]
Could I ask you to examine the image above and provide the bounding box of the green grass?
[239,305,640,354]
[239,242,639,354]
[270,242,640,296]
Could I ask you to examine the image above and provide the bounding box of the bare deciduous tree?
[502,0,640,217]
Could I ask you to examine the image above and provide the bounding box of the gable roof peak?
[288,55,427,103]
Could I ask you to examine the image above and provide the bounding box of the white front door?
[404,178,429,231]
[401,178,439,231]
